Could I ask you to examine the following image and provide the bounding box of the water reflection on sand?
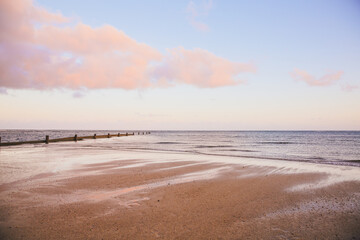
[1,137,360,195]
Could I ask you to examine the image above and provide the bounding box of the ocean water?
[0,130,359,167]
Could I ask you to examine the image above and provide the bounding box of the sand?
[0,159,359,239]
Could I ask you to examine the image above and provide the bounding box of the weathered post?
[126,132,128,136]
[118,133,120,137]
[45,135,49,144]
[74,134,78,142]
[94,134,96,139]
[108,133,110,138]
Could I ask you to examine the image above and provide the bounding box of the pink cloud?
[0,0,255,91]
[152,47,256,88]
[291,69,343,87]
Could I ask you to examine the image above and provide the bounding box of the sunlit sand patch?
[118,197,150,208]
[68,166,230,203]
[287,173,360,191]
[3,165,231,208]
[91,197,150,217]
[79,159,145,170]
[153,162,208,172]
[219,158,360,191]
[87,186,144,201]
[74,160,158,176]
[211,156,360,190]
[111,161,160,170]
[44,160,158,186]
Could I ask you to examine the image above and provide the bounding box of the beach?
[2,0,360,238]
[0,135,360,239]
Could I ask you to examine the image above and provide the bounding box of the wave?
[156,142,183,145]
[224,149,258,153]
[258,141,295,145]
[309,157,325,160]
[195,145,233,148]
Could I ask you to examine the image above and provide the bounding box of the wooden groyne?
[0,132,151,147]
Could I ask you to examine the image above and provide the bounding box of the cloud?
[291,69,343,87]
[152,47,256,88]
[186,0,212,32]
[0,0,254,91]
[341,84,358,92]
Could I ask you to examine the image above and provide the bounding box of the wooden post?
[94,134,96,139]
[0,136,1,144]
[126,132,128,136]
[108,133,110,138]
[45,135,49,144]
[118,133,120,137]
[74,134,78,142]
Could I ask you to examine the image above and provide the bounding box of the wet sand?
[0,159,360,239]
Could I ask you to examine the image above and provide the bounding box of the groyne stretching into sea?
[0,132,151,147]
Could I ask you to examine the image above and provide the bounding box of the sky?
[0,0,359,130]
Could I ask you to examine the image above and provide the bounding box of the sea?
[0,130,359,167]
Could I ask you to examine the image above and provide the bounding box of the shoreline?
[1,139,360,185]
[1,130,360,169]
[1,155,359,239]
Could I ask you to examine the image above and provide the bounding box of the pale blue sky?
[0,0,359,130]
